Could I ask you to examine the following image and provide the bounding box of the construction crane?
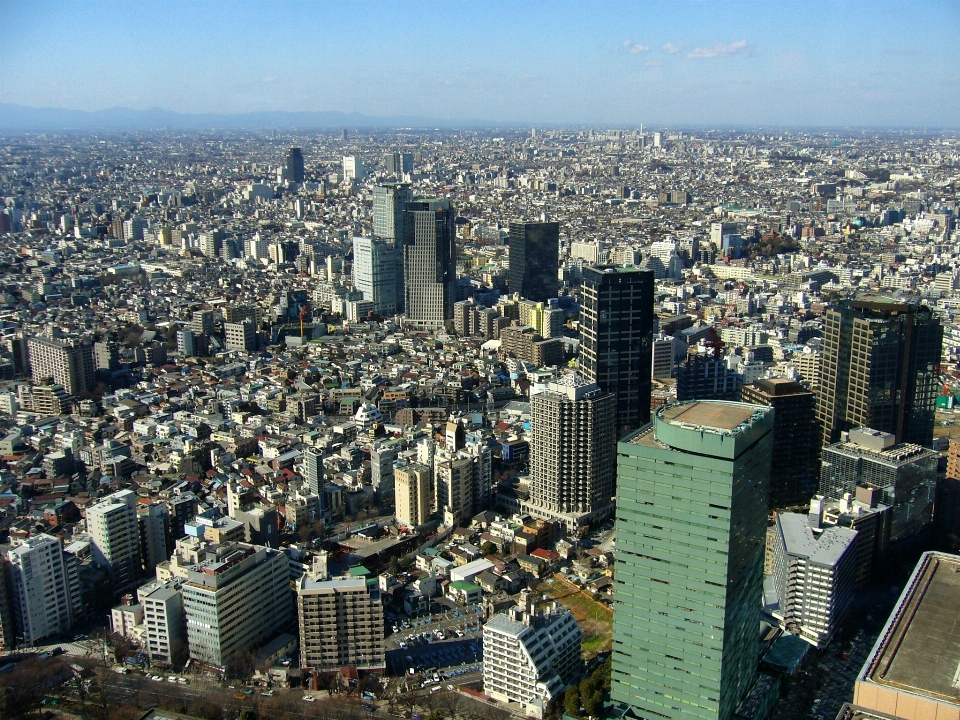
[299,304,307,338]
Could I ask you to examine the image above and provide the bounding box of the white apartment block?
[27,336,94,396]
[87,489,141,597]
[435,455,474,528]
[138,581,186,667]
[483,601,581,717]
[7,534,75,646]
[181,543,293,670]
[773,510,858,648]
[297,576,385,673]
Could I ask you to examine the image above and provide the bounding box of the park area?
[538,576,613,657]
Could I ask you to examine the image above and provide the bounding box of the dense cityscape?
[0,123,958,720]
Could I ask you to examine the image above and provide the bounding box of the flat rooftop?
[864,552,960,704]
[659,400,759,431]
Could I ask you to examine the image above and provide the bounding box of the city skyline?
[2,0,959,129]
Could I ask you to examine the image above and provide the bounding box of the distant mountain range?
[0,103,496,131]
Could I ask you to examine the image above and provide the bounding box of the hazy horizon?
[3,0,959,129]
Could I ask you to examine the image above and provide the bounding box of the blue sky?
[2,0,958,127]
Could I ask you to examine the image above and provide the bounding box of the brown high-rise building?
[937,438,960,553]
[741,378,820,508]
[298,576,384,674]
[817,298,942,448]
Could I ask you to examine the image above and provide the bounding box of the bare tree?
[432,690,464,719]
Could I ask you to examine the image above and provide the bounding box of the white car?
[303,695,316,702]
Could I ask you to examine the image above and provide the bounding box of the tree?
[480,541,498,556]
[108,630,136,663]
[582,688,604,718]
[225,646,258,680]
[564,686,581,717]
[433,689,464,719]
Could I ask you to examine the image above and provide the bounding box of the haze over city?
[3,0,959,128]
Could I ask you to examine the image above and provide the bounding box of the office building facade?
[613,400,773,720]
[353,236,398,316]
[176,329,196,357]
[676,339,742,403]
[298,576,384,673]
[385,152,413,177]
[224,320,257,352]
[182,543,294,670]
[342,155,365,181]
[579,266,654,438]
[402,199,457,330]
[373,183,414,310]
[817,298,942,448]
[740,378,821,508]
[508,221,559,303]
[302,446,325,515]
[523,374,616,534]
[139,502,170,573]
[820,427,937,544]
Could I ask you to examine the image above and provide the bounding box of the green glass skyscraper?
[612,400,772,720]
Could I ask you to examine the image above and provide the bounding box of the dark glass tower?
[740,378,821,508]
[508,221,559,302]
[817,298,942,447]
[402,199,456,331]
[579,266,655,438]
[286,147,305,183]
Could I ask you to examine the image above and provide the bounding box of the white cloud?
[662,42,685,55]
[622,40,650,55]
[687,40,751,59]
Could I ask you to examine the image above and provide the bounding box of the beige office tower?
[395,463,431,528]
[298,576,384,673]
